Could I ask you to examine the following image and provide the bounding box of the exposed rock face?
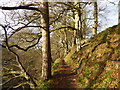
[65,24,120,88]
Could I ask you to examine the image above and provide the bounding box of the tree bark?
[73,2,79,51]
[72,10,76,48]
[93,2,98,35]
[82,9,87,38]
[64,29,68,56]
[74,2,82,51]
[41,1,52,80]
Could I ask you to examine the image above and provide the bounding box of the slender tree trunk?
[82,9,87,38]
[74,2,79,51]
[64,29,68,55]
[74,2,83,51]
[78,3,83,39]
[64,12,69,55]
[41,1,52,80]
[93,2,98,35]
[72,9,76,48]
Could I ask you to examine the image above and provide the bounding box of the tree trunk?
[72,9,76,48]
[78,3,83,39]
[64,29,68,56]
[93,2,98,35]
[74,2,79,51]
[64,12,69,55]
[82,9,87,38]
[74,2,83,51]
[41,1,52,80]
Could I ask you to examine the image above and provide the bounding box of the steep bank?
[64,24,120,88]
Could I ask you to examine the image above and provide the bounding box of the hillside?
[64,24,120,88]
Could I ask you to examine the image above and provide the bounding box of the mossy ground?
[64,24,120,88]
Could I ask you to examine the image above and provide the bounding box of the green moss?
[116,24,120,34]
[94,63,100,70]
[93,54,97,59]
[63,24,119,88]
[52,63,59,75]
[84,69,90,75]
[83,66,92,79]
[104,71,113,78]
[64,46,76,63]
[52,58,61,75]
[38,80,53,89]
[81,77,89,87]
[102,33,108,42]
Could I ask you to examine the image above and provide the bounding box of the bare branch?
[51,26,79,32]
[1,25,37,87]
[50,7,69,25]
[3,71,21,76]
[9,35,41,51]
[0,6,43,13]
[12,82,32,89]
[1,76,22,86]
[8,16,44,38]
[21,2,43,7]
[0,44,6,48]
[107,0,116,5]
[0,35,41,51]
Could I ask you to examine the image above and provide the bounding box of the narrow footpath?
[52,60,80,88]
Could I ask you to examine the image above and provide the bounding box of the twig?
[2,25,37,88]
[1,75,22,86]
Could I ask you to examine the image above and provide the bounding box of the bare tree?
[0,1,52,82]
[41,1,52,80]
[93,2,98,35]
[0,24,37,88]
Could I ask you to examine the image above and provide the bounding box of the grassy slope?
[64,24,120,88]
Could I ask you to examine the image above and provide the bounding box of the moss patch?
[64,24,120,88]
[52,58,61,75]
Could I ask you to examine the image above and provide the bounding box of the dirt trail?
[52,60,80,88]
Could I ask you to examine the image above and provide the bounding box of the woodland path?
[52,60,80,88]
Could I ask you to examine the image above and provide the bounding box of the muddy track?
[52,60,80,88]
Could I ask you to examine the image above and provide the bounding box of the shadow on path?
[52,60,80,88]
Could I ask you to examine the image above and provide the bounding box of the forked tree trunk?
[93,2,98,35]
[41,1,52,80]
